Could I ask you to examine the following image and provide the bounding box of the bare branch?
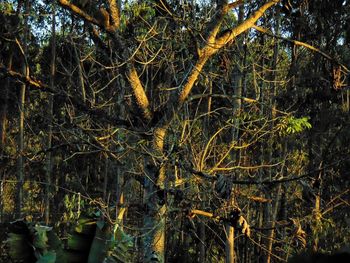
[127,66,152,121]
[0,65,48,90]
[215,0,280,48]
[108,0,120,30]
[179,1,279,105]
[57,0,100,27]
[252,25,350,73]
[204,0,229,44]
[227,0,245,10]
[0,65,130,128]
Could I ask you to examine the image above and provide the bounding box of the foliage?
[4,213,134,263]
[277,115,312,135]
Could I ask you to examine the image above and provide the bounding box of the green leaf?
[75,216,96,234]
[36,251,56,263]
[87,224,112,263]
[32,225,51,250]
[96,220,105,230]
[67,232,94,251]
[5,232,34,261]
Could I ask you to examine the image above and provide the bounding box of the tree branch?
[178,156,350,185]
[0,66,49,91]
[0,66,130,128]
[57,0,100,27]
[157,1,279,129]
[215,0,280,48]
[108,0,120,30]
[252,25,350,73]
[127,66,152,121]
[203,0,227,44]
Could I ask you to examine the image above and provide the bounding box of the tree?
[1,0,350,262]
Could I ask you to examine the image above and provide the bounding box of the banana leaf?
[87,221,112,263]
[5,232,36,262]
[36,251,56,263]
[5,214,134,263]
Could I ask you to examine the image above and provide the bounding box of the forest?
[0,0,349,262]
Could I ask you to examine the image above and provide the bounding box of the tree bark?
[143,127,167,263]
[0,55,11,153]
[0,52,12,222]
[45,1,56,225]
[266,8,281,263]
[199,221,206,262]
[266,184,282,263]
[16,0,29,219]
[225,224,235,263]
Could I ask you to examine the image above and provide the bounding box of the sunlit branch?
[58,0,100,27]
[179,158,350,185]
[108,0,120,30]
[215,0,280,48]
[127,66,152,121]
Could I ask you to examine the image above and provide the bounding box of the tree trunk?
[265,8,281,263]
[266,184,282,263]
[0,52,12,222]
[16,0,29,219]
[45,1,56,225]
[313,194,321,252]
[16,71,25,218]
[225,4,244,262]
[225,224,235,263]
[199,221,206,262]
[0,55,12,153]
[143,127,167,263]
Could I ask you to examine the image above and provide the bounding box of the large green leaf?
[36,251,56,263]
[66,216,97,263]
[105,224,134,263]
[67,232,94,251]
[4,215,134,263]
[47,228,67,262]
[5,232,35,262]
[75,215,97,234]
[5,221,36,263]
[87,223,112,263]
[32,225,51,250]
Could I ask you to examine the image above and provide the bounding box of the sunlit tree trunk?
[312,194,321,251]
[143,127,167,263]
[225,224,235,263]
